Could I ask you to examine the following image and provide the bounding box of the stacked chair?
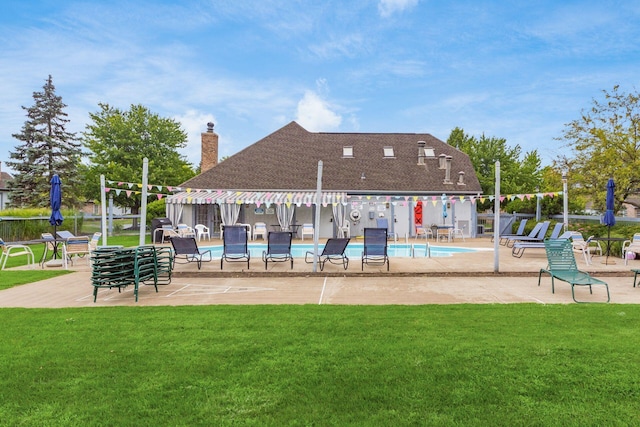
[90,246,173,302]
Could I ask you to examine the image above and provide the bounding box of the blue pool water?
[200,243,477,258]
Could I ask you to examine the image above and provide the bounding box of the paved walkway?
[1,238,638,307]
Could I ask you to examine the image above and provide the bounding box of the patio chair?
[262,232,293,270]
[304,238,350,271]
[415,224,433,240]
[338,221,350,238]
[177,223,196,238]
[622,233,640,264]
[0,238,35,270]
[497,219,528,245]
[301,223,314,241]
[253,222,267,241]
[362,227,390,271]
[89,232,102,251]
[170,236,212,270]
[504,221,549,248]
[56,230,75,240]
[376,218,398,241]
[570,232,602,265]
[194,224,211,241]
[538,238,610,303]
[221,225,250,269]
[62,236,91,269]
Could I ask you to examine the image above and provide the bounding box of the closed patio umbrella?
[49,174,63,260]
[603,178,616,264]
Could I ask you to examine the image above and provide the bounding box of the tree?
[82,104,196,223]
[447,127,543,211]
[7,75,82,208]
[558,85,640,213]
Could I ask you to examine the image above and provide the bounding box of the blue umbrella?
[441,193,448,225]
[49,174,63,227]
[602,178,616,264]
[603,178,616,227]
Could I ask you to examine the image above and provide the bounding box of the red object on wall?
[414,202,423,225]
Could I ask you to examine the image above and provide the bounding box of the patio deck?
[1,237,638,307]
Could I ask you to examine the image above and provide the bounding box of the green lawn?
[0,304,638,426]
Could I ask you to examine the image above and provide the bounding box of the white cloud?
[295,91,342,131]
[378,0,419,18]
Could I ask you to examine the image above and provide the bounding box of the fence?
[0,215,84,242]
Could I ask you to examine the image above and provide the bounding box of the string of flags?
[103,179,563,206]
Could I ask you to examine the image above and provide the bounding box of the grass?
[1,235,147,290]
[0,304,639,426]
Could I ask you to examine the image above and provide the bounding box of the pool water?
[200,243,477,258]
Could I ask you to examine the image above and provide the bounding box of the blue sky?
[1,0,639,173]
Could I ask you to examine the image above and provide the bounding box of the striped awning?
[166,191,348,206]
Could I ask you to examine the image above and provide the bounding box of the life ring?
[349,209,361,222]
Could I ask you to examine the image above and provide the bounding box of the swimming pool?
[200,243,477,258]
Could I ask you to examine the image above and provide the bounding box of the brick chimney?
[200,122,218,172]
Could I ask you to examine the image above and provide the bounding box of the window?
[343,146,353,157]
[383,147,395,158]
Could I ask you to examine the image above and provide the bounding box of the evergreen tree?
[7,75,82,208]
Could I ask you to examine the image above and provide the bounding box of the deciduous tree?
[82,104,196,223]
[558,85,640,213]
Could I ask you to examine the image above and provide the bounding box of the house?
[167,122,483,239]
[0,162,12,211]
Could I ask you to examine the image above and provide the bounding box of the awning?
[166,191,348,207]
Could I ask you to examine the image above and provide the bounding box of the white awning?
[166,191,348,207]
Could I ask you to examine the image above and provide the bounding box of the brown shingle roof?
[181,121,481,195]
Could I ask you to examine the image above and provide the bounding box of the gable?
[182,121,481,194]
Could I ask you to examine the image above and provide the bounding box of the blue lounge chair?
[376,218,398,241]
[511,223,566,258]
[497,219,528,245]
[362,228,389,271]
[170,236,212,270]
[505,221,550,248]
[221,225,250,269]
[305,238,350,271]
[262,232,293,270]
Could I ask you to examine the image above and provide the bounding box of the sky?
[1,0,639,174]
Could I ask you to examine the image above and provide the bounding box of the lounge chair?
[505,221,550,248]
[89,232,102,251]
[177,223,196,238]
[538,238,610,303]
[262,232,293,270]
[0,238,35,270]
[170,236,212,270]
[570,232,602,265]
[376,218,398,241]
[221,225,250,269]
[362,228,390,271]
[56,230,75,240]
[300,223,314,241]
[497,219,528,245]
[305,238,350,271]
[511,227,570,258]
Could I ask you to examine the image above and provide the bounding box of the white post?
[100,175,107,246]
[140,157,149,246]
[562,172,568,232]
[313,161,323,272]
[494,161,500,273]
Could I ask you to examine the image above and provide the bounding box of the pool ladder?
[410,242,430,258]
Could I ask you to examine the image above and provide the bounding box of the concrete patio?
[1,237,638,307]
